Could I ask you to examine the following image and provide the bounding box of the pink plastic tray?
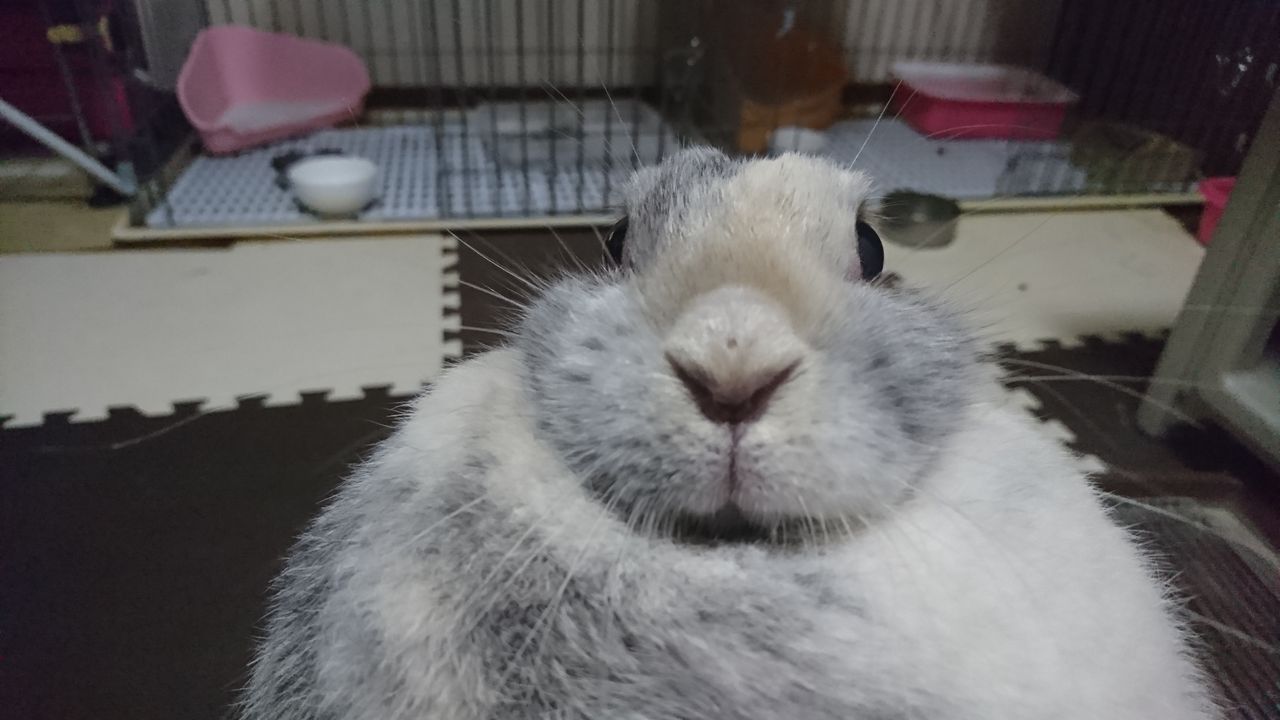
[890,62,1079,140]
[1197,177,1236,245]
[177,26,370,154]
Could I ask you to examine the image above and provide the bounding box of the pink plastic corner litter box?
[891,62,1079,140]
[177,26,371,154]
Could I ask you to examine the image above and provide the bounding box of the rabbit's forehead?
[633,155,871,332]
[730,154,874,212]
[720,156,871,263]
[624,149,737,268]
[630,151,872,272]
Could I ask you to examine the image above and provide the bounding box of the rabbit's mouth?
[669,503,772,545]
[651,440,855,548]
[667,503,839,547]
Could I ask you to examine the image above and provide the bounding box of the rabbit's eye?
[856,220,884,280]
[606,215,628,265]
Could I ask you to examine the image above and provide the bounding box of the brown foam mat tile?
[1110,496,1280,718]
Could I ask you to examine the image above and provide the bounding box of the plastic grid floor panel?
[815,118,1089,199]
[147,123,676,229]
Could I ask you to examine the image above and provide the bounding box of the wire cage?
[23,0,1275,230]
[1,1,133,199]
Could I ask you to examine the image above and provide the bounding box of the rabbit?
[242,147,1217,720]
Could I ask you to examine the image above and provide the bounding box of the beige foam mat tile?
[887,209,1205,349]
[0,201,120,254]
[1,235,460,427]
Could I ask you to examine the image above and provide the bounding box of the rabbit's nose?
[663,285,807,422]
[667,356,797,425]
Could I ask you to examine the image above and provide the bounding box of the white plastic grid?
[147,114,677,229]
[813,118,1089,199]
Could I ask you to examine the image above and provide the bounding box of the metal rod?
[406,0,426,87]
[35,0,94,151]
[1099,0,1149,122]
[629,0,644,171]
[1166,0,1232,149]
[933,0,959,62]
[515,0,531,216]
[602,0,617,207]
[575,0,587,212]
[485,0,502,214]
[547,0,560,215]
[970,0,999,65]
[1044,0,1074,78]
[908,0,930,62]
[452,0,473,217]
[0,98,136,196]
[383,1,403,87]
[661,0,680,162]
[1084,0,1133,118]
[337,0,353,47]
[881,0,909,76]
[1200,1,1270,175]
[361,0,378,84]
[157,176,176,227]
[69,0,134,185]
[315,0,329,39]
[1120,2,1176,128]
[948,0,975,66]
[426,0,451,217]
[404,0,428,215]
[861,0,890,80]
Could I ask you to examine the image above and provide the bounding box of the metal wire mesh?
[97,0,1280,227]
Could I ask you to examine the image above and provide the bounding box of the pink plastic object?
[177,26,370,154]
[1197,177,1237,246]
[890,62,1079,140]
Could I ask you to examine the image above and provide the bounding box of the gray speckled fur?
[246,448,914,719]
[242,149,1217,720]
[519,275,974,522]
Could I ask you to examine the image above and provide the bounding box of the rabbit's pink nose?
[668,356,797,425]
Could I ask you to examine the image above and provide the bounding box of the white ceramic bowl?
[768,126,828,156]
[287,155,378,216]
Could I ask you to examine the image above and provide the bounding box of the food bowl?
[286,156,378,217]
[877,191,961,249]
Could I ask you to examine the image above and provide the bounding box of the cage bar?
[11,0,1265,229]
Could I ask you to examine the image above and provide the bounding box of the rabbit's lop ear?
[606,215,629,266]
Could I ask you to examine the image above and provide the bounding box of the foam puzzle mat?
[0,235,460,428]
[884,209,1204,350]
[5,314,1277,720]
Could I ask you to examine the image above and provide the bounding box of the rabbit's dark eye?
[856,220,884,280]
[606,215,628,265]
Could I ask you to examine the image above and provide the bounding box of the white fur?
[243,150,1218,719]
[379,350,1215,718]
